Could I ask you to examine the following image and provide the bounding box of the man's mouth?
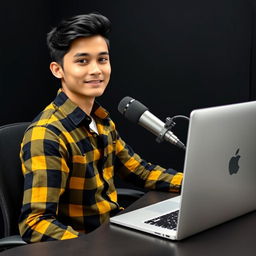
[85,80,103,84]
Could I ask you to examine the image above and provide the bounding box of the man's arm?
[114,133,183,193]
[19,125,79,243]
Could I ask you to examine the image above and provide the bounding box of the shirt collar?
[53,89,109,126]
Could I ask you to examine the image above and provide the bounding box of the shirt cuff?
[170,172,183,193]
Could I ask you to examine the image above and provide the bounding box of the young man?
[19,13,183,243]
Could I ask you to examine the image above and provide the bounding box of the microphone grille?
[118,96,134,115]
[118,96,148,123]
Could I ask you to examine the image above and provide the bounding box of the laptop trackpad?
[146,196,181,214]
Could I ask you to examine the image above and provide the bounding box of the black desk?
[1,191,256,256]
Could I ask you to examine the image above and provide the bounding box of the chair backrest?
[0,122,30,237]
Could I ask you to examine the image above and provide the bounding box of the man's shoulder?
[30,102,59,126]
[26,102,67,136]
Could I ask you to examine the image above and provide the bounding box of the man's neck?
[78,97,94,116]
[62,89,95,116]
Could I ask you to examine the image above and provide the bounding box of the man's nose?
[89,61,102,75]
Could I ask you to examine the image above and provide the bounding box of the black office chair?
[0,122,144,251]
[0,122,29,251]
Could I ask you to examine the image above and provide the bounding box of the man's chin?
[90,91,104,98]
[77,87,107,99]
[92,89,106,98]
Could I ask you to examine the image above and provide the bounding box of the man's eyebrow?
[99,51,109,56]
[74,53,89,58]
[73,52,109,58]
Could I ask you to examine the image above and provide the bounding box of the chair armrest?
[0,235,27,251]
[116,188,145,199]
[116,188,145,208]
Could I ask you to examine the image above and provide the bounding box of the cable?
[171,115,190,122]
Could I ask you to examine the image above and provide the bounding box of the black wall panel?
[0,0,255,238]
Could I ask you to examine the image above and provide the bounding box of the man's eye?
[77,59,88,64]
[99,57,109,63]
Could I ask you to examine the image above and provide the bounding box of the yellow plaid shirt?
[19,90,183,243]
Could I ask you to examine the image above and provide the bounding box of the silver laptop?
[110,101,256,240]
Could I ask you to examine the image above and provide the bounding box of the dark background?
[0,0,255,238]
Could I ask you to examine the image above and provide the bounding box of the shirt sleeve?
[114,131,183,193]
[19,125,79,243]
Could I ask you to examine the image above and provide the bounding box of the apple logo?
[228,148,241,175]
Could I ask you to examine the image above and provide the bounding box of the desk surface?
[1,191,256,256]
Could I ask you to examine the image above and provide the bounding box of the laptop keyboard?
[144,210,179,230]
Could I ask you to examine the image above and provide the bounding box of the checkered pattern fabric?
[19,89,183,243]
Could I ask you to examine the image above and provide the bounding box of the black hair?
[47,13,111,65]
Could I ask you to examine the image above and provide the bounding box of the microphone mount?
[156,115,190,151]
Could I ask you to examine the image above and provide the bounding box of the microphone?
[118,96,186,150]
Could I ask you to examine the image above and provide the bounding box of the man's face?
[55,35,111,102]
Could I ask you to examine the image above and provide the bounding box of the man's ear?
[49,62,64,79]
